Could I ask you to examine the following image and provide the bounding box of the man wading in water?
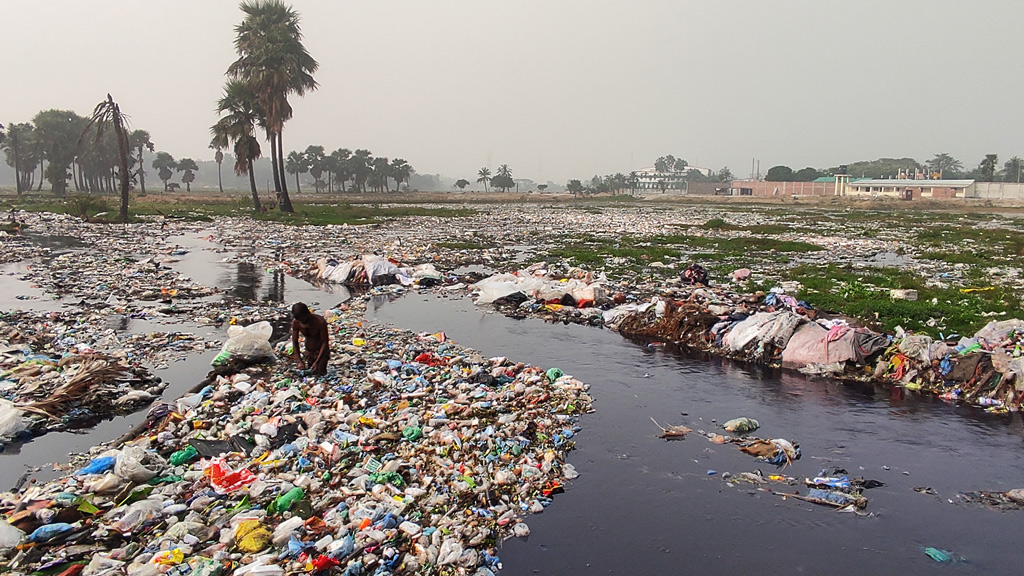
[291,302,330,375]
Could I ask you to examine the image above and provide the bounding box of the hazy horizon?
[5,0,1024,184]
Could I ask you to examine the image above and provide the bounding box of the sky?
[5,0,1024,183]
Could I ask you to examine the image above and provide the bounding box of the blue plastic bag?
[75,456,117,476]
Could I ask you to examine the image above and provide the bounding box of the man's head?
[292,302,311,323]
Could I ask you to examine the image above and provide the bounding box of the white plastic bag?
[0,400,28,441]
[0,520,25,551]
[114,446,160,483]
[215,321,275,365]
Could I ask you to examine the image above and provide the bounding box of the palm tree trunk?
[217,161,224,194]
[37,160,45,191]
[138,147,147,195]
[276,132,294,212]
[248,158,262,213]
[295,172,301,193]
[269,132,282,193]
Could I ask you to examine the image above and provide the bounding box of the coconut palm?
[304,145,325,192]
[228,0,318,213]
[80,95,132,221]
[211,80,264,212]
[128,130,154,195]
[2,122,39,194]
[285,150,307,192]
[476,167,491,192]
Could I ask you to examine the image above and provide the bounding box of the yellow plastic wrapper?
[152,548,185,565]
[235,519,273,553]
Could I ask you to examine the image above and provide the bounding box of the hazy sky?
[5,0,1024,182]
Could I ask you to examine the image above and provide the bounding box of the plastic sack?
[84,473,124,494]
[213,321,275,366]
[0,520,25,550]
[204,457,256,494]
[114,447,160,483]
[76,455,117,476]
[723,418,760,434]
[169,445,198,466]
[0,400,28,441]
[235,519,272,553]
[115,498,163,533]
[29,522,74,543]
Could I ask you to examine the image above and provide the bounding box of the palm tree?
[979,154,998,182]
[926,153,964,178]
[210,141,225,194]
[329,148,351,193]
[176,158,199,192]
[151,152,177,193]
[477,167,491,192]
[285,150,307,192]
[351,149,373,193]
[228,0,318,213]
[211,80,263,212]
[80,95,132,221]
[304,145,325,192]
[128,129,154,195]
[390,158,412,192]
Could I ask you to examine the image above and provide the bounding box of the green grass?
[777,264,1021,337]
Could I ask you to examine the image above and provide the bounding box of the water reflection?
[265,269,286,302]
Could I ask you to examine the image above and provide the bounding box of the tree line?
[283,147,412,194]
[763,153,1024,183]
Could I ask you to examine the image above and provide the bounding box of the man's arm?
[292,320,305,369]
[314,319,330,364]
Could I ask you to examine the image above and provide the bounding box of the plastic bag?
[115,447,160,482]
[0,400,28,441]
[204,457,256,494]
[213,321,275,366]
[76,455,118,476]
[114,498,163,533]
[84,473,123,494]
[0,520,24,550]
[235,519,272,553]
[29,522,74,542]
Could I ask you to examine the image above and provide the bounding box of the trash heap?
[34,251,217,302]
[0,312,173,444]
[304,256,444,288]
[0,304,592,575]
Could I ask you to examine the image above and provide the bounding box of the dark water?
[367,294,1024,576]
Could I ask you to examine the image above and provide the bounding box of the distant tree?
[210,142,225,193]
[370,156,391,192]
[454,178,470,190]
[128,130,154,195]
[476,167,491,192]
[304,145,325,191]
[979,154,998,182]
[152,152,177,193]
[716,166,734,182]
[627,171,639,193]
[33,109,87,196]
[493,164,513,192]
[1001,156,1024,183]
[926,153,963,178]
[390,158,412,191]
[329,148,351,192]
[654,155,673,173]
[210,80,263,211]
[285,150,307,192]
[685,169,709,182]
[673,158,688,172]
[81,94,132,221]
[765,165,795,181]
[537,183,548,192]
[566,178,584,197]
[2,122,38,194]
[793,167,822,181]
[831,157,920,179]
[176,157,199,192]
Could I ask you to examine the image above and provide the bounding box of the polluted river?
[1,223,1022,575]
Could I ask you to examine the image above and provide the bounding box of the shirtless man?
[291,302,330,375]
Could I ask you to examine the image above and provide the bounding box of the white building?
[633,166,713,191]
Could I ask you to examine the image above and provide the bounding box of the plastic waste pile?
[306,255,445,289]
[0,303,591,575]
[873,319,1024,411]
[1,313,169,443]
